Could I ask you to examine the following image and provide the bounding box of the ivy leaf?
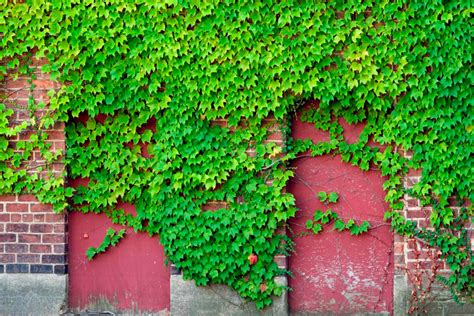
[313,210,324,222]
[312,223,323,234]
[334,219,345,231]
[345,219,355,229]
[328,192,339,203]
[317,191,327,202]
[359,221,371,233]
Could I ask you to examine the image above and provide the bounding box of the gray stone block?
[0,274,67,315]
[393,275,409,316]
[171,275,288,316]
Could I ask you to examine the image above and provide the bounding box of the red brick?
[45,214,65,223]
[407,239,418,250]
[42,234,65,243]
[394,243,404,254]
[0,195,17,202]
[30,204,53,212]
[17,107,32,119]
[46,131,64,141]
[17,254,40,263]
[33,214,45,222]
[32,90,49,101]
[33,151,42,160]
[405,177,419,187]
[407,250,434,260]
[10,214,21,222]
[54,244,66,254]
[5,244,28,253]
[18,194,38,202]
[0,204,3,212]
[406,261,435,270]
[31,79,56,89]
[30,224,53,233]
[407,169,421,176]
[6,223,29,233]
[201,201,228,211]
[0,214,10,222]
[210,120,227,127]
[406,210,425,219]
[6,203,28,213]
[21,214,33,222]
[52,122,65,130]
[0,254,15,263]
[53,163,65,172]
[267,132,283,141]
[18,234,41,243]
[17,131,36,141]
[5,79,29,89]
[417,219,431,228]
[0,244,4,253]
[42,254,65,264]
[53,141,66,150]
[0,224,3,232]
[30,244,52,253]
[53,224,66,233]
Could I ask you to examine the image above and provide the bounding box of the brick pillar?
[393,157,474,315]
[0,61,67,314]
[0,194,67,274]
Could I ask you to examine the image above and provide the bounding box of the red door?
[287,111,393,314]
[68,203,170,313]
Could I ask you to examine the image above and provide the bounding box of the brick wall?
[1,56,471,313]
[0,59,67,276]
[0,194,67,274]
[394,155,474,313]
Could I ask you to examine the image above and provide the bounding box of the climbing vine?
[1,0,472,309]
[86,228,126,261]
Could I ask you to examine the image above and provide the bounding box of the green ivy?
[1,0,472,307]
[86,228,126,260]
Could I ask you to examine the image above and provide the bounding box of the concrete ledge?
[171,275,287,316]
[0,274,67,315]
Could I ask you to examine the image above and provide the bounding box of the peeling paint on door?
[288,110,393,314]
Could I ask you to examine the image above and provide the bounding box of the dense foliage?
[1,0,472,308]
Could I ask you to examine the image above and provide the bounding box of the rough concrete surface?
[0,274,67,315]
[65,294,169,315]
[171,275,287,316]
[393,275,409,316]
[393,275,474,316]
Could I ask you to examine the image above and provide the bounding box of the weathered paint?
[287,108,393,314]
[68,203,170,313]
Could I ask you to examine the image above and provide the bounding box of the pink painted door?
[287,110,393,314]
[68,204,170,313]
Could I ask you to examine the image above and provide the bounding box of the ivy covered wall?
[1,0,472,310]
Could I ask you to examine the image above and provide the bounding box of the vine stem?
[262,154,313,170]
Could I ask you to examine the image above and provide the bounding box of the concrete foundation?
[0,274,67,315]
[393,275,409,316]
[393,274,474,316]
[171,275,287,316]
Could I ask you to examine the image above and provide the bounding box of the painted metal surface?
[287,110,393,314]
[68,202,170,312]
